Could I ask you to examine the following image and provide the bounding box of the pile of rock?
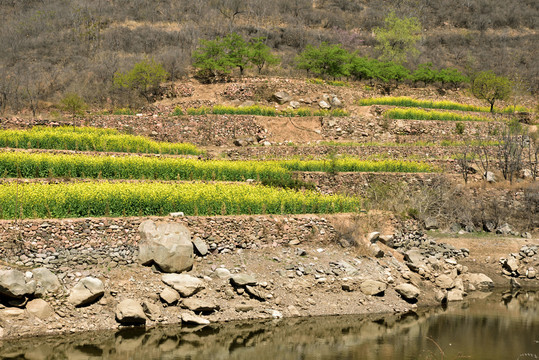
[501,245,538,280]
[391,231,469,259]
[0,267,61,320]
[13,245,138,269]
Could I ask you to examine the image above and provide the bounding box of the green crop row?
[277,158,437,173]
[358,97,530,114]
[0,152,438,183]
[0,152,291,182]
[185,105,348,117]
[0,126,202,155]
[0,181,359,219]
[384,108,492,122]
[318,140,499,147]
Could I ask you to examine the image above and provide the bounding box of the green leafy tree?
[348,55,377,81]
[295,42,350,79]
[248,37,280,74]
[374,11,421,64]
[472,71,512,112]
[411,62,436,86]
[374,61,410,94]
[436,68,468,89]
[113,59,169,102]
[60,93,87,116]
[223,33,250,75]
[192,38,235,82]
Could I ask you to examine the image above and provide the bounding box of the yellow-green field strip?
[384,108,492,122]
[0,152,438,181]
[185,105,348,117]
[358,96,529,114]
[0,181,359,219]
[0,126,202,155]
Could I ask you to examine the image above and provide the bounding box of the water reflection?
[1,291,537,360]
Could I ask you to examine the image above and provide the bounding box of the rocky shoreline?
[0,214,537,340]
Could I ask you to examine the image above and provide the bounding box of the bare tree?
[215,0,245,31]
[497,120,526,183]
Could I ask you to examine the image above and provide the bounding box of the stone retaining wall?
[0,216,338,270]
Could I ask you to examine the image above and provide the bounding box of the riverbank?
[0,214,537,340]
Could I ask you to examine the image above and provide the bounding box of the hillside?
[0,0,537,113]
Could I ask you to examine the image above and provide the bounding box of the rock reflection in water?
[0,291,537,360]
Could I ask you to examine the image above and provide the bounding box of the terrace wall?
[0,215,339,270]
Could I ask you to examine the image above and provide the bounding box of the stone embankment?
[1,214,535,340]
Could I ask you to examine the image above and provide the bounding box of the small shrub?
[60,93,87,116]
[172,106,184,116]
[113,108,135,115]
[455,122,465,134]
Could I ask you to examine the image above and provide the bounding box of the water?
[1,290,537,360]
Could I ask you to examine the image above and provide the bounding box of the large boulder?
[32,268,61,296]
[360,280,387,296]
[230,274,257,287]
[115,299,147,325]
[162,274,204,297]
[435,274,455,290]
[26,299,53,320]
[181,312,210,325]
[67,277,104,307]
[463,273,494,291]
[272,91,292,104]
[182,298,219,313]
[424,217,439,230]
[138,220,194,273]
[395,283,420,302]
[0,269,35,299]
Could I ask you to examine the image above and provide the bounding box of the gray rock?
[67,277,104,307]
[319,100,331,109]
[496,223,512,235]
[463,273,494,291]
[360,280,387,296]
[367,232,380,243]
[435,289,448,303]
[272,91,292,104]
[182,298,219,312]
[485,171,496,183]
[32,268,61,296]
[181,312,210,325]
[162,274,204,297]
[289,101,300,109]
[395,283,420,302]
[424,217,439,230]
[142,301,162,321]
[404,250,425,266]
[160,287,180,305]
[0,269,35,299]
[245,285,266,301]
[169,212,184,217]
[26,299,53,320]
[230,274,257,287]
[214,268,231,279]
[369,243,385,258]
[483,221,496,232]
[115,299,147,325]
[435,275,455,289]
[138,220,194,273]
[331,96,342,107]
[192,237,208,256]
[527,268,537,279]
[447,289,464,301]
[503,257,519,273]
[378,234,394,246]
